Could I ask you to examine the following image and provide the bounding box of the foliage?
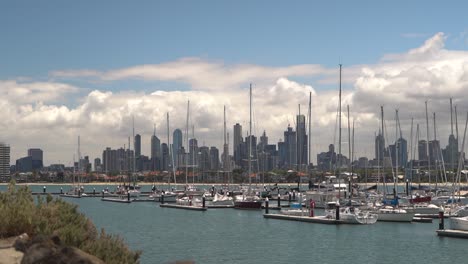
[0,180,141,263]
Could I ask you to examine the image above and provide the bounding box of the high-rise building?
[233,123,243,166]
[389,137,408,168]
[135,134,141,158]
[296,114,308,166]
[442,134,458,170]
[151,129,161,171]
[284,125,297,169]
[418,140,428,161]
[173,129,183,168]
[102,147,134,173]
[94,158,101,172]
[199,146,210,173]
[209,147,220,170]
[375,131,385,162]
[188,138,198,166]
[28,148,43,163]
[0,143,10,179]
[161,143,169,171]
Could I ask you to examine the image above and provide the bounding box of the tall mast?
[77,136,81,186]
[338,64,342,199]
[381,106,386,194]
[425,101,431,185]
[167,112,176,184]
[249,84,252,186]
[395,110,398,195]
[455,105,459,151]
[347,105,351,173]
[308,92,312,170]
[186,100,190,185]
[433,112,438,188]
[132,115,135,181]
[409,117,414,182]
[298,104,301,168]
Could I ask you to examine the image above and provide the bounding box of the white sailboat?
[234,84,262,209]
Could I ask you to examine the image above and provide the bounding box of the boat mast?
[338,64,342,199]
[186,100,189,186]
[308,91,311,174]
[132,115,136,186]
[167,112,176,184]
[249,84,252,187]
[395,109,399,197]
[347,105,351,199]
[425,101,431,186]
[381,106,387,195]
[78,135,81,188]
[409,117,414,183]
[433,112,438,189]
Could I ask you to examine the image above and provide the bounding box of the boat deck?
[101,198,131,203]
[263,214,343,225]
[160,204,207,211]
[413,217,433,223]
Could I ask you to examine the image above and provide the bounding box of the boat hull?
[450,217,468,231]
[234,201,262,210]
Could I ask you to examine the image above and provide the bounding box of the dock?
[101,198,132,203]
[416,214,450,219]
[132,198,156,202]
[263,214,342,224]
[160,204,207,211]
[437,229,468,238]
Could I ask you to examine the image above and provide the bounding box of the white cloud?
[3,32,468,166]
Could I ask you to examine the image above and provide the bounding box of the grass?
[0,180,141,264]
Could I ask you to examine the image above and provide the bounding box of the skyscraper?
[135,134,141,158]
[284,125,297,169]
[209,146,220,170]
[233,123,243,166]
[296,114,308,166]
[375,131,385,162]
[151,127,161,171]
[418,140,428,161]
[0,143,10,179]
[173,129,183,168]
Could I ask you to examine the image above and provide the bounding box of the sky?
[1,1,468,166]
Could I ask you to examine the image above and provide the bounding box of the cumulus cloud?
[50,57,334,91]
[3,32,468,165]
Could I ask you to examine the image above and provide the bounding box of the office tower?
[296,114,308,166]
[284,125,297,168]
[161,143,169,171]
[0,143,10,179]
[199,146,210,173]
[209,147,220,170]
[151,128,161,171]
[188,138,198,166]
[375,131,385,162]
[135,134,141,158]
[173,129,183,168]
[94,158,101,172]
[233,123,243,166]
[418,140,428,161]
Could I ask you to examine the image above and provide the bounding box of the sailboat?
[375,106,414,222]
[61,136,85,198]
[234,84,262,209]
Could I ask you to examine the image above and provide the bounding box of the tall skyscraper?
[173,129,183,168]
[209,147,220,170]
[284,125,297,168]
[375,131,385,162]
[135,134,141,158]
[296,114,308,166]
[233,123,243,166]
[188,138,198,166]
[161,143,169,171]
[418,140,428,161]
[0,143,10,179]
[151,127,161,171]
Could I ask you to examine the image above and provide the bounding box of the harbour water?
[2,184,467,264]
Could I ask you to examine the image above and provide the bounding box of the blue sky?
[2,1,468,164]
[1,0,467,81]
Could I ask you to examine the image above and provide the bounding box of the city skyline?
[2,2,468,165]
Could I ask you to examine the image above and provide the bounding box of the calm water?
[2,184,467,264]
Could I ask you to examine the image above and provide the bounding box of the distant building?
[94,158,101,172]
[151,129,161,171]
[296,114,308,166]
[442,134,458,170]
[283,125,297,169]
[0,143,10,179]
[173,129,183,169]
[28,148,43,163]
[161,143,170,171]
[375,131,385,162]
[418,140,428,161]
[209,147,220,170]
[233,123,243,167]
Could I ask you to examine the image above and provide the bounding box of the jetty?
[160,204,207,211]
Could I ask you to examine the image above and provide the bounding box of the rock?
[17,235,104,264]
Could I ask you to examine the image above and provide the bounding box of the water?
[2,184,467,264]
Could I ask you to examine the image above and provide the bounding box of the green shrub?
[0,180,140,263]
